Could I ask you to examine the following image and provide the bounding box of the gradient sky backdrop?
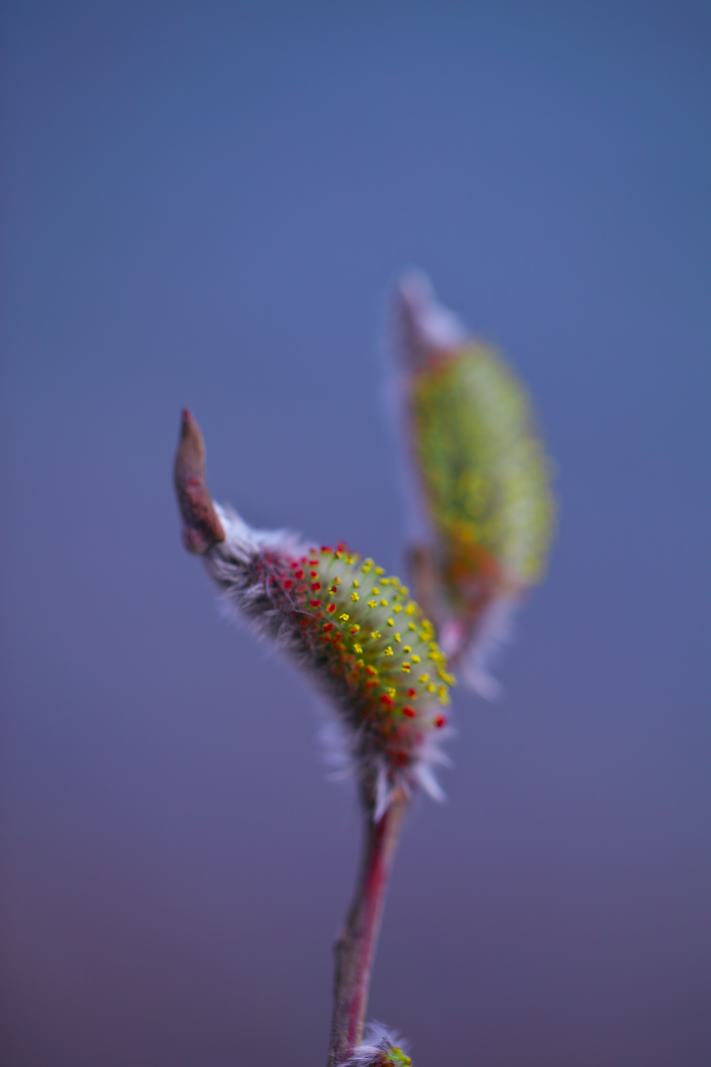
[2,3,710,1065]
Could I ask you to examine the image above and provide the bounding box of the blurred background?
[2,3,710,1065]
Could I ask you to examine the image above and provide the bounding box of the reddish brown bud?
[173,409,225,554]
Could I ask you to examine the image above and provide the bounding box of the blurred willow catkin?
[396,276,555,694]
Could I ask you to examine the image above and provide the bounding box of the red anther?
[336,542,347,552]
[310,599,321,608]
[309,560,319,567]
[322,621,334,631]
[320,546,331,553]
[311,582,321,591]
[403,706,417,718]
[380,694,394,707]
[406,688,417,698]
[434,715,447,729]
[326,603,336,614]
[283,579,293,590]
[294,569,304,580]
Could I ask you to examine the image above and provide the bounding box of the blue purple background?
[2,3,710,1065]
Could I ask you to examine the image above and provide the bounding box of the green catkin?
[260,544,453,768]
[411,344,554,607]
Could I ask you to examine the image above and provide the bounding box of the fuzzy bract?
[205,506,453,810]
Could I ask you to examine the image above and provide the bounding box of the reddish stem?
[327,789,408,1067]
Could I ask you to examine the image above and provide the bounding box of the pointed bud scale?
[173,409,226,554]
[396,276,555,692]
[174,412,453,810]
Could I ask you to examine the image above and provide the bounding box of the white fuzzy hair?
[338,1022,411,1066]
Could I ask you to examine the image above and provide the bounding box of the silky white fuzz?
[339,1022,412,1066]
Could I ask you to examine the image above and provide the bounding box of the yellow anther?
[374,566,385,575]
[405,603,416,615]
[352,579,360,588]
[393,604,403,614]
[386,618,394,627]
[402,663,411,672]
[419,673,430,684]
[351,592,360,602]
[339,613,350,622]
[393,632,401,642]
[369,630,382,640]
[411,654,421,664]
[380,598,389,607]
[386,686,396,698]
[407,622,418,632]
[353,643,363,654]
[367,599,378,609]
[383,646,394,657]
[372,587,380,596]
[403,645,412,654]
[427,683,437,694]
